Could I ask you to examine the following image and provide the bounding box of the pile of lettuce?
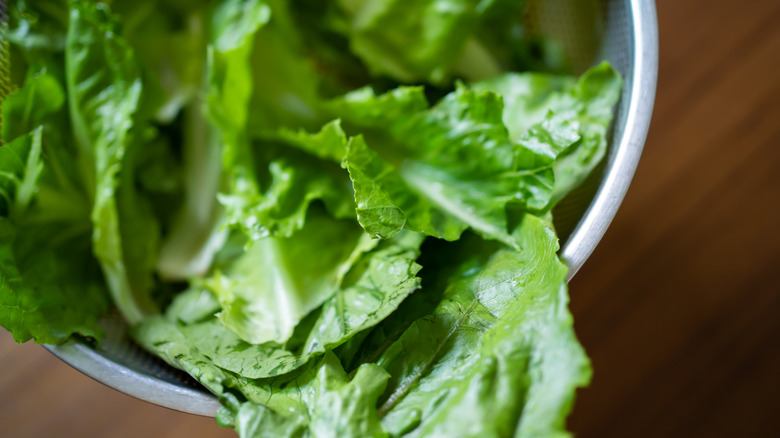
[0,1,621,437]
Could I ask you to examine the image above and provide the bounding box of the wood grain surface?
[2,0,779,437]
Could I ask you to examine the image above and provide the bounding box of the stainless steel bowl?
[46,0,658,417]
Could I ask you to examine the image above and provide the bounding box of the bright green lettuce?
[377,215,588,437]
[0,124,107,344]
[1,2,622,438]
[163,228,421,376]
[202,211,366,345]
[65,1,154,324]
[135,214,587,438]
[340,85,580,246]
[339,0,483,84]
[474,62,623,206]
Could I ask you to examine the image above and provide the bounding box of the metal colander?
[45,0,658,417]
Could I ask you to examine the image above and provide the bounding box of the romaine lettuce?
[0,1,622,437]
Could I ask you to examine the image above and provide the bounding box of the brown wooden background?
[2,0,779,436]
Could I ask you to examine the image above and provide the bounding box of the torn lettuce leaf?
[156,228,420,377]
[376,215,589,437]
[202,211,366,345]
[219,127,356,241]
[208,1,354,241]
[0,216,109,344]
[474,61,623,206]
[199,210,421,348]
[341,84,580,246]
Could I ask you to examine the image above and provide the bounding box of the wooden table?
[2,0,779,436]
[569,0,780,436]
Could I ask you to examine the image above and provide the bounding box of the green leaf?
[2,72,65,143]
[0,216,109,344]
[276,119,350,162]
[0,125,109,345]
[0,128,44,218]
[166,287,221,326]
[474,62,623,207]
[65,0,152,324]
[115,131,163,312]
[232,402,307,438]
[220,125,356,241]
[109,0,213,122]
[342,85,579,246]
[202,210,422,351]
[178,230,421,378]
[207,0,353,242]
[158,0,272,280]
[131,315,233,397]
[341,0,483,84]
[0,128,109,344]
[204,211,365,345]
[207,0,271,134]
[376,215,590,438]
[244,0,327,135]
[135,215,588,438]
[134,315,389,438]
[324,86,429,131]
[307,354,390,438]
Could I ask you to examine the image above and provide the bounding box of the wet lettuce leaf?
[474,62,622,206]
[208,1,354,241]
[220,125,356,241]
[341,84,580,246]
[198,217,422,350]
[377,215,588,437]
[202,212,366,345]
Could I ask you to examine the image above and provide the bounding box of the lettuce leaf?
[1,72,65,143]
[220,124,356,241]
[109,0,213,122]
[65,1,155,324]
[339,0,483,84]
[474,62,622,205]
[377,215,589,437]
[0,217,109,344]
[341,85,579,246]
[198,211,421,347]
[153,228,421,376]
[0,125,108,344]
